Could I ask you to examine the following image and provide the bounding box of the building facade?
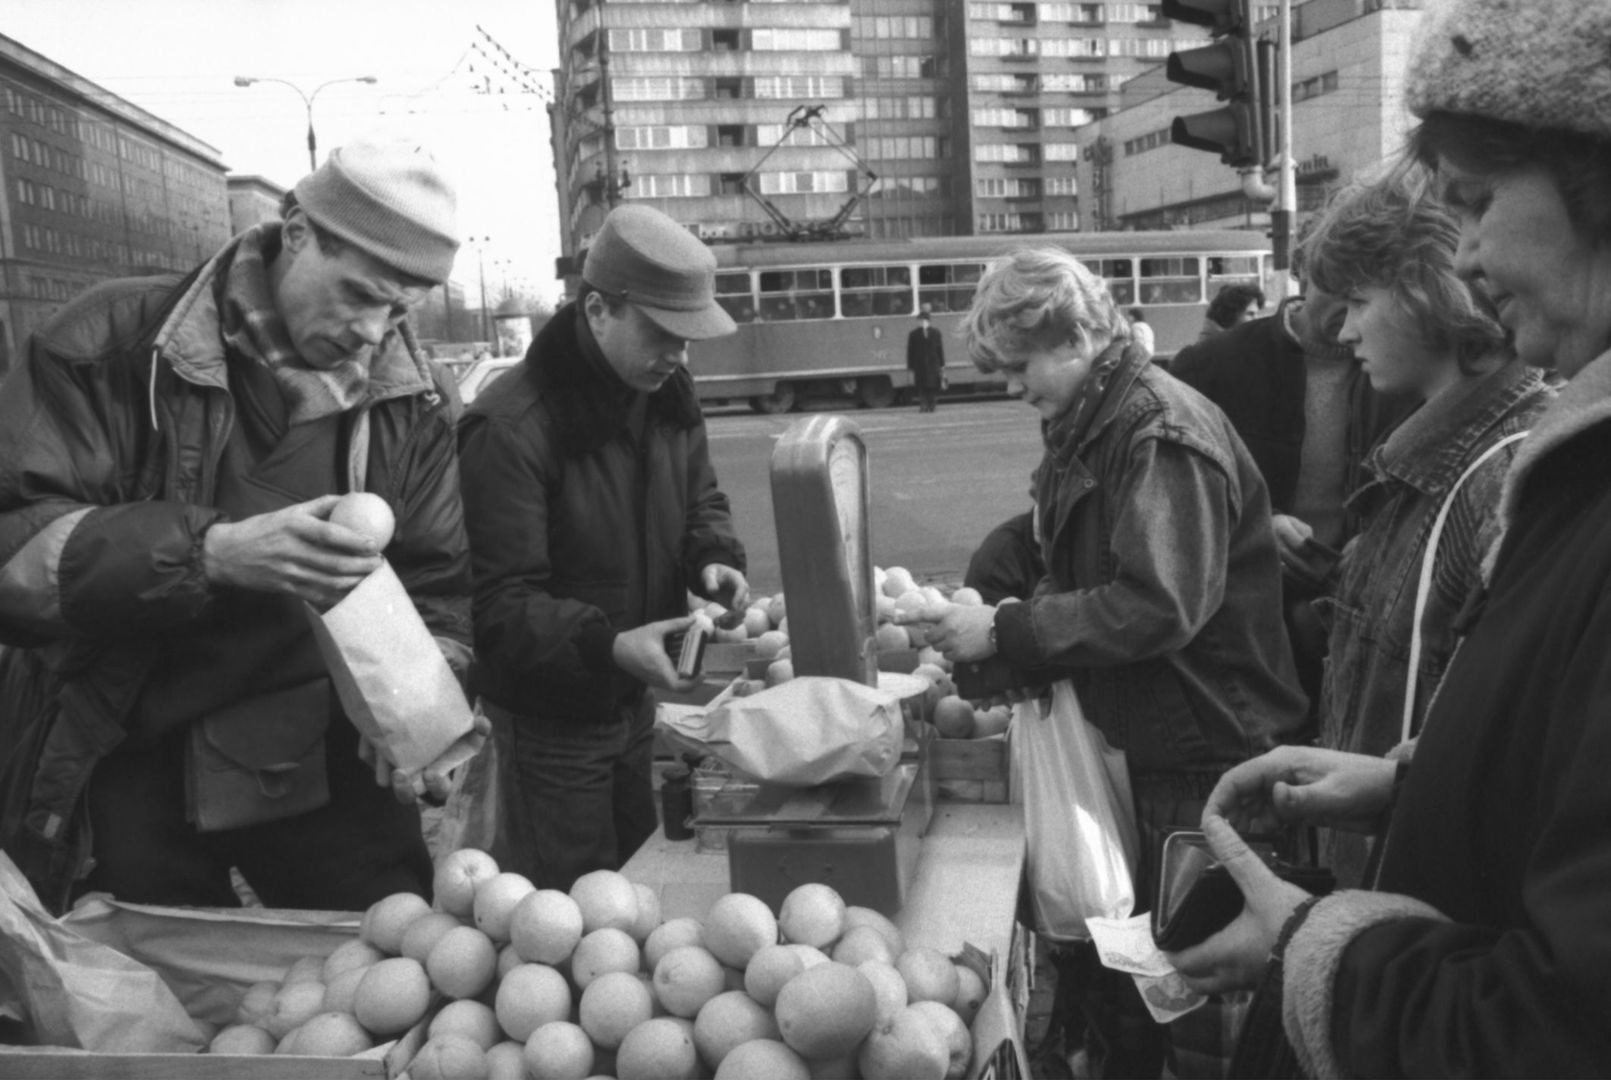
[547,0,1273,267]
[1075,0,1424,236]
[227,174,288,235]
[0,32,232,373]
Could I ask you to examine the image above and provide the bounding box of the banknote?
[1135,969,1209,1024]
[1085,913,1175,978]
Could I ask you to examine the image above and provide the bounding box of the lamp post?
[233,74,379,172]
[467,235,493,351]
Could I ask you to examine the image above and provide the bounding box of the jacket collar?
[1500,347,1611,525]
[1369,360,1544,496]
[527,301,702,457]
[1046,339,1150,467]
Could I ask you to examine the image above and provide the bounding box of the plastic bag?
[1010,679,1139,941]
[306,561,476,774]
[0,853,205,1051]
[658,676,902,786]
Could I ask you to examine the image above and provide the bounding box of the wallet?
[1151,830,1335,951]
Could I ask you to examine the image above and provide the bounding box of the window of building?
[755,124,832,148]
[972,107,1036,128]
[39,186,55,211]
[757,170,849,195]
[1044,142,1079,161]
[752,28,841,50]
[711,28,740,50]
[1045,175,1078,196]
[1122,127,1171,156]
[974,143,1037,163]
[1293,70,1341,103]
[1106,3,1164,21]
[616,125,709,150]
[866,136,942,159]
[840,265,914,318]
[630,173,713,198]
[855,15,934,37]
[1041,36,1105,57]
[1043,73,1103,92]
[607,28,702,51]
[612,77,705,101]
[1047,210,1079,230]
[976,177,1041,198]
[1040,2,1103,20]
[716,125,746,148]
[970,37,1038,57]
[753,76,843,98]
[1043,107,1095,127]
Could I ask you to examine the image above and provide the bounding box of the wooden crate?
[931,735,1010,804]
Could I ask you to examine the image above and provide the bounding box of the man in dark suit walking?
[907,311,946,412]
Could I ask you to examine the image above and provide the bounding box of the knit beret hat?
[1405,0,1611,140]
[293,135,459,284]
[584,204,736,341]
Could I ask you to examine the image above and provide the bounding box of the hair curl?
[1303,166,1507,372]
[965,247,1127,372]
[1410,112,1611,247]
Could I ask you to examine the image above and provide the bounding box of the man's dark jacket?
[1169,304,1413,525]
[0,260,470,911]
[906,324,946,391]
[457,304,744,725]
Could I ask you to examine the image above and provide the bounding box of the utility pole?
[1269,0,1297,300]
[599,2,621,208]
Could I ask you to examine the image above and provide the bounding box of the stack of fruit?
[207,849,984,1080]
[707,569,1014,740]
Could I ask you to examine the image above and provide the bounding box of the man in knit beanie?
[0,135,480,913]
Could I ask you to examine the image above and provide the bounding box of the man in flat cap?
[459,203,748,890]
[0,135,475,913]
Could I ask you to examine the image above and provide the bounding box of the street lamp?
[233,74,379,172]
[467,235,494,350]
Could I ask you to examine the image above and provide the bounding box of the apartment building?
[548,0,1253,265]
[0,32,231,373]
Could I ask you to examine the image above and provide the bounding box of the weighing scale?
[696,415,935,916]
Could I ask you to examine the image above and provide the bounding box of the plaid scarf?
[218,223,431,425]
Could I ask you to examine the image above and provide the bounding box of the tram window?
[1083,257,1136,306]
[1138,256,1201,305]
[759,268,834,321]
[715,272,756,323]
[1207,255,1263,292]
[841,265,913,319]
[918,262,985,313]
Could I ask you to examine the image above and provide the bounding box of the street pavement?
[703,396,1045,596]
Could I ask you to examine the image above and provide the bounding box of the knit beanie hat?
[1404,0,1611,140]
[293,135,459,284]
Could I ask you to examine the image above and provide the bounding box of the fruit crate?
[0,895,427,1079]
[932,734,1010,804]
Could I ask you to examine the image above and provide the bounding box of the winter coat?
[992,343,1308,771]
[1280,349,1611,1077]
[906,325,946,390]
[1170,302,1415,526]
[457,303,744,725]
[0,248,470,912]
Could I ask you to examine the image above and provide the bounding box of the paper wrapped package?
[307,561,475,774]
[0,853,204,1052]
[658,675,903,786]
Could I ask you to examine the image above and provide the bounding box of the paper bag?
[307,561,475,774]
[657,675,902,786]
[0,853,204,1052]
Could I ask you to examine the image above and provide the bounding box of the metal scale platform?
[696,415,936,916]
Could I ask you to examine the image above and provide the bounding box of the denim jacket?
[993,343,1307,772]
[1318,362,1553,765]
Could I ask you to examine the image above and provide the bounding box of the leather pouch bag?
[1151,830,1335,951]
[185,681,332,833]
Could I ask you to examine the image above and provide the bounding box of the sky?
[6,0,565,307]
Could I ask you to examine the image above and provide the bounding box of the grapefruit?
[330,491,395,549]
[953,963,988,1027]
[291,1011,373,1057]
[743,607,772,637]
[754,629,790,659]
[766,594,787,626]
[485,1040,528,1080]
[402,912,467,965]
[434,848,500,919]
[281,955,325,986]
[262,980,325,1039]
[473,872,537,944]
[932,696,976,739]
[832,924,898,967]
[882,567,915,598]
[494,963,572,1042]
[569,869,640,934]
[714,1038,811,1080]
[652,944,726,1018]
[645,917,705,971]
[430,999,501,1050]
[235,980,277,1026]
[523,1021,595,1080]
[360,891,432,954]
[693,991,780,1070]
[426,925,499,999]
[616,1016,699,1080]
[779,882,848,949]
[570,927,640,989]
[353,957,431,1036]
[843,907,906,956]
[630,883,663,942]
[322,966,368,1014]
[765,657,795,687]
[408,1034,490,1080]
[773,962,878,1059]
[950,587,984,606]
[744,943,805,1009]
[208,1024,276,1055]
[578,970,655,1050]
[703,893,778,969]
[510,889,586,965]
[897,947,960,1006]
[858,960,909,1026]
[908,1000,972,1080]
[857,1005,949,1080]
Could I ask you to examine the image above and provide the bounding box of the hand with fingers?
[1203,744,1401,837]
[1165,815,1315,995]
[202,494,384,609]
[700,563,750,618]
[360,713,494,806]
[895,600,997,664]
[614,615,703,693]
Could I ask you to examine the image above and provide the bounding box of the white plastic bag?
[657,676,903,786]
[1010,679,1139,941]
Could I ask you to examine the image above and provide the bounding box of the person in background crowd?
[1200,282,1267,340]
[1302,168,1552,887]
[0,136,475,913]
[907,310,947,412]
[911,247,1306,1079]
[1170,2,1611,1075]
[963,505,1045,606]
[1126,307,1156,361]
[1171,247,1416,733]
[458,203,748,892]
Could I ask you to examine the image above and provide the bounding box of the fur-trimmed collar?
[1498,348,1611,528]
[525,301,703,457]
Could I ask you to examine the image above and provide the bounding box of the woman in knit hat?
[1164,0,1611,1075]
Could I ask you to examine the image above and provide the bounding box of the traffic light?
[1162,0,1264,168]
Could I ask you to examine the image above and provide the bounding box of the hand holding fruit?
[700,563,750,615]
[202,493,390,608]
[897,602,998,664]
[614,614,703,693]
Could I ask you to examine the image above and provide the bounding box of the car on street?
[457,356,520,405]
